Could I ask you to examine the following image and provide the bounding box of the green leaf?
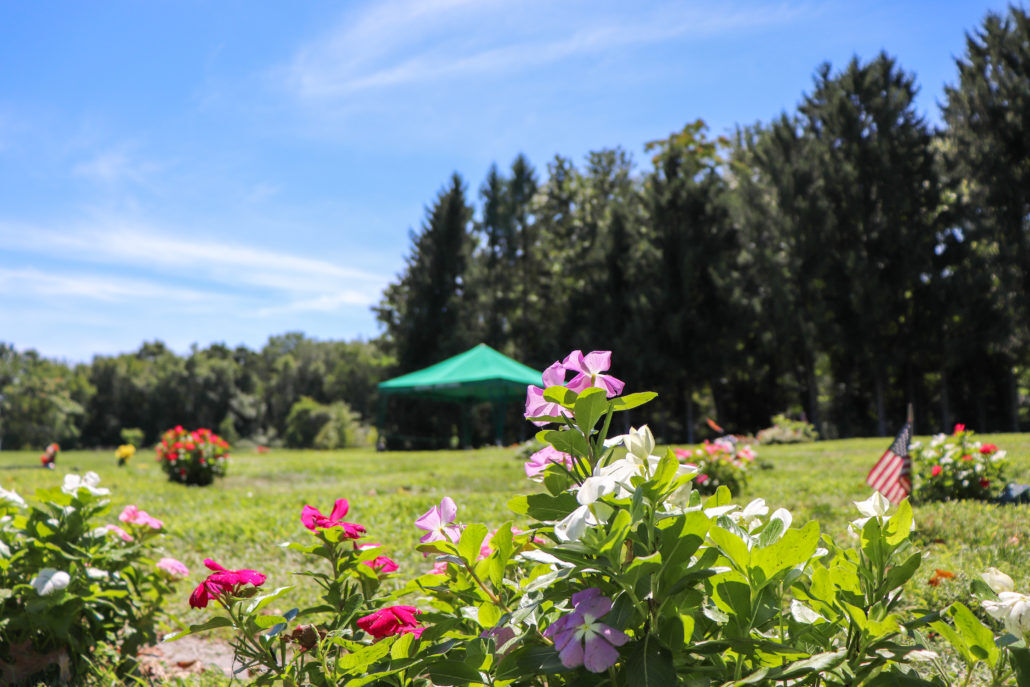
[163,616,233,641]
[458,523,488,565]
[428,659,483,685]
[750,522,819,588]
[543,385,578,407]
[478,603,502,628]
[612,392,657,412]
[246,585,294,614]
[708,525,749,571]
[884,499,913,546]
[391,631,416,659]
[947,602,999,665]
[542,429,590,457]
[626,635,677,687]
[507,492,579,522]
[574,387,609,435]
[254,614,286,629]
[1009,647,1030,687]
[884,551,922,591]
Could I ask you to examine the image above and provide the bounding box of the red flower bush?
[356,606,423,639]
[156,426,230,486]
[189,558,266,608]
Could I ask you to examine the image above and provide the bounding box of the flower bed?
[169,349,1030,686]
[673,437,757,495]
[912,423,1007,502]
[155,425,230,485]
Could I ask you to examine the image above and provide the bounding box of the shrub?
[285,396,373,449]
[0,474,185,684]
[912,424,1007,502]
[674,437,757,495]
[756,412,818,444]
[155,425,230,486]
[119,427,144,448]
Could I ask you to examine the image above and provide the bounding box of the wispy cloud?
[0,217,388,311]
[71,145,161,186]
[279,1,813,99]
[0,266,214,304]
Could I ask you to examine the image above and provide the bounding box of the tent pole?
[493,400,506,446]
[375,396,386,451]
[461,402,470,449]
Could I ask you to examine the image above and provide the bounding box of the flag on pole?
[866,420,912,504]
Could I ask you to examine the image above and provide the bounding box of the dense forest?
[3,7,1029,448]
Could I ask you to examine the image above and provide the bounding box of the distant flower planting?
[155,425,230,486]
[911,423,1007,502]
[675,437,758,495]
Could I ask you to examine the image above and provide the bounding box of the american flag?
[866,421,912,504]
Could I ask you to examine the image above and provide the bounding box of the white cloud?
[0,267,215,304]
[279,1,813,99]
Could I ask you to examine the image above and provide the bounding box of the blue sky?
[0,0,1013,361]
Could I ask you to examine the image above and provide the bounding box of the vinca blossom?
[0,486,25,508]
[189,558,266,608]
[848,492,914,538]
[524,446,574,479]
[357,606,424,639]
[156,557,190,580]
[31,568,71,596]
[980,567,1030,637]
[524,361,569,426]
[543,588,629,672]
[301,498,366,538]
[106,524,134,542]
[562,350,625,398]
[415,496,461,544]
[119,505,164,530]
[62,472,110,496]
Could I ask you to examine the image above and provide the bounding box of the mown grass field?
[3,435,1030,683]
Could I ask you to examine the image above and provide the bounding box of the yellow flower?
[115,444,136,461]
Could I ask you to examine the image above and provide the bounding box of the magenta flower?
[415,496,461,544]
[562,351,625,398]
[156,557,190,580]
[524,361,569,426]
[543,588,629,672]
[525,446,575,479]
[357,606,423,639]
[301,498,366,539]
[188,558,266,608]
[364,555,399,573]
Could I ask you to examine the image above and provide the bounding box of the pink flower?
[189,558,266,608]
[427,560,449,575]
[156,557,190,580]
[301,499,366,539]
[357,606,423,639]
[931,465,943,477]
[106,524,134,542]
[524,446,574,479]
[695,473,709,485]
[481,625,517,656]
[544,588,629,672]
[953,423,966,435]
[562,350,625,398]
[980,443,998,454]
[524,361,569,426]
[415,496,461,544]
[364,555,399,574]
[737,446,756,462]
[119,505,164,530]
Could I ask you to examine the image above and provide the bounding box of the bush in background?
[118,427,144,448]
[757,412,818,444]
[285,396,375,449]
[155,426,230,486]
[912,424,1007,502]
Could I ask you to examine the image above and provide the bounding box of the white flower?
[906,649,940,662]
[854,492,891,518]
[769,508,793,533]
[992,450,1007,463]
[62,472,109,496]
[0,487,25,508]
[85,567,109,580]
[31,568,71,596]
[982,567,1015,594]
[930,433,947,447]
[983,592,1030,637]
[623,426,656,461]
[732,499,769,531]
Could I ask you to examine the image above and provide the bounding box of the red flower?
[981,478,990,488]
[961,454,973,462]
[980,444,998,454]
[301,499,366,538]
[953,423,966,435]
[931,465,942,477]
[928,569,955,587]
[356,606,423,639]
[185,442,196,451]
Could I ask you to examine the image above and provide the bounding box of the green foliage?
[119,427,144,448]
[911,427,1008,502]
[284,396,372,450]
[0,473,182,684]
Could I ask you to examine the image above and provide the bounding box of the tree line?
[375,7,1030,443]
[3,7,1028,449]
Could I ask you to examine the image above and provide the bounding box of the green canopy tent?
[376,344,543,448]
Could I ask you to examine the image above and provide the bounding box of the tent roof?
[378,344,542,402]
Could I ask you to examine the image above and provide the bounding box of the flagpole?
[907,402,914,435]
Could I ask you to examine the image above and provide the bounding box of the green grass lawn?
[4,434,1030,682]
